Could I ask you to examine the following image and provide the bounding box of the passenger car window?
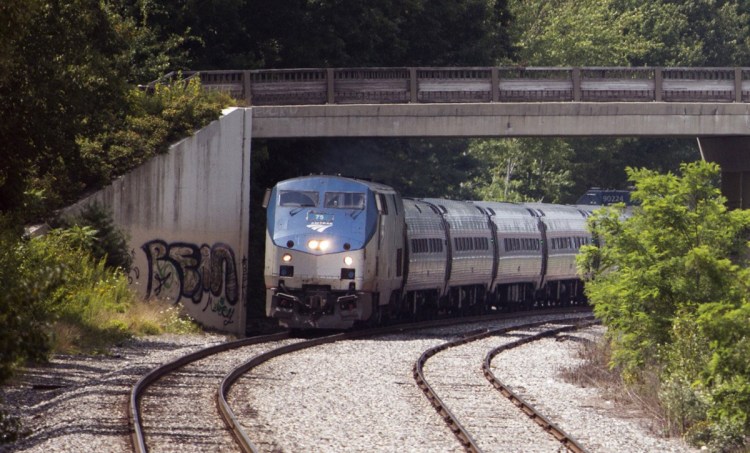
[279,190,319,207]
[324,192,365,209]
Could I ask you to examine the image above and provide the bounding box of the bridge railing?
[158,67,750,105]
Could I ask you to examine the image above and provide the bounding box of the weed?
[561,333,672,437]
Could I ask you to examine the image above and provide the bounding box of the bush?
[57,203,132,271]
[579,161,750,449]
[0,220,59,384]
[78,76,233,192]
[0,215,202,382]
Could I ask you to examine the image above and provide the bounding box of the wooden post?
[735,67,743,102]
[243,70,252,106]
[654,67,663,101]
[491,67,499,102]
[326,68,335,104]
[572,67,581,101]
[409,68,418,103]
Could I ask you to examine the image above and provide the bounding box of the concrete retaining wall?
[65,108,252,335]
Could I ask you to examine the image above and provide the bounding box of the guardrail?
[154,67,750,105]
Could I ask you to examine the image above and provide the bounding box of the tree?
[106,2,196,83]
[0,0,130,214]
[578,161,750,448]
[464,138,574,202]
[114,0,251,75]
[631,0,750,66]
[508,0,660,66]
[509,0,750,67]
[128,0,515,69]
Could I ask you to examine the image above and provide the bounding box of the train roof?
[275,175,396,193]
[419,198,486,216]
[523,202,589,219]
[471,201,537,218]
[403,198,442,214]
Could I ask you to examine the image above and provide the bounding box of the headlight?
[282,253,292,263]
[344,256,353,266]
[307,239,333,251]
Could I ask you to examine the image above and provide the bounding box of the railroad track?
[415,318,596,453]
[129,331,294,452]
[129,308,591,452]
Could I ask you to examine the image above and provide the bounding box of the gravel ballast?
[1,321,696,452]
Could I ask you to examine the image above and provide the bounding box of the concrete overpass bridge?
[170,66,750,208]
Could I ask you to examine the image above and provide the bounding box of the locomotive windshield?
[324,192,365,209]
[279,190,319,207]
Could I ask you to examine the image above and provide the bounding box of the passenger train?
[263,175,596,329]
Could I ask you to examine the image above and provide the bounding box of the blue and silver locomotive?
[264,175,594,329]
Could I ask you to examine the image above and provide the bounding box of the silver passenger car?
[527,203,592,302]
[421,198,494,307]
[473,201,543,291]
[402,199,448,296]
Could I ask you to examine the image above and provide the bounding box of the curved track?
[129,332,290,453]
[482,323,595,453]
[221,309,590,452]
[129,308,592,452]
[414,317,595,452]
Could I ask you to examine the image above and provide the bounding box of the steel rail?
[482,321,599,453]
[217,307,591,452]
[413,315,595,452]
[128,331,290,453]
[217,331,348,452]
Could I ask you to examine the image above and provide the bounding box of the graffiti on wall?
[142,240,239,325]
[127,249,141,284]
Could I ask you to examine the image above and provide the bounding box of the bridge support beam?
[698,136,750,209]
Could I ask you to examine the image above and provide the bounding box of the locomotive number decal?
[306,211,334,232]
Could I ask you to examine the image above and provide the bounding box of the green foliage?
[0,214,203,387]
[158,304,202,335]
[578,161,750,449]
[0,220,132,379]
[0,0,130,214]
[0,225,53,384]
[16,229,135,329]
[78,76,232,191]
[509,0,660,66]
[674,303,750,451]
[463,138,574,202]
[0,1,231,217]
[128,0,515,69]
[509,0,750,67]
[104,2,195,83]
[58,204,132,271]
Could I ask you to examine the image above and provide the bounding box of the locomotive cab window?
[324,192,365,209]
[280,190,319,207]
[375,193,389,214]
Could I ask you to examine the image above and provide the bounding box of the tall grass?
[1,222,200,369]
[561,334,672,437]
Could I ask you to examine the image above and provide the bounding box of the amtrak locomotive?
[263,175,594,329]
